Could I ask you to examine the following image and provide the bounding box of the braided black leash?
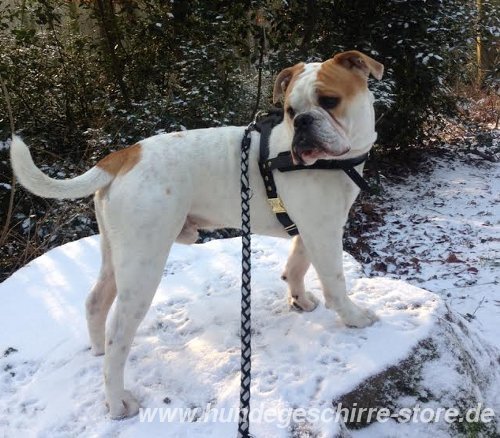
[237,122,255,438]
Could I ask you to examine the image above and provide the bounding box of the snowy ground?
[360,154,500,351]
[0,235,444,437]
[0,153,499,437]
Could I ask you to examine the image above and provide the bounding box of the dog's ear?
[272,63,304,104]
[332,51,384,80]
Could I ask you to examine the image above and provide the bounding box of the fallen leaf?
[445,253,464,263]
[373,261,387,273]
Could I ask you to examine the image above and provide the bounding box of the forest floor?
[347,124,500,352]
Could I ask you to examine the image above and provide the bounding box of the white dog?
[11,50,384,418]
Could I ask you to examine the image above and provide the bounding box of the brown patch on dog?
[273,62,305,104]
[317,60,367,102]
[316,51,384,118]
[97,143,142,176]
[332,50,384,81]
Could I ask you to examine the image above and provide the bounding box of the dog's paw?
[90,345,105,356]
[341,304,378,328]
[107,391,141,419]
[289,291,319,312]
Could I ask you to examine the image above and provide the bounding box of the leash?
[237,121,255,438]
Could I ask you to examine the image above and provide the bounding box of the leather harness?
[250,108,371,237]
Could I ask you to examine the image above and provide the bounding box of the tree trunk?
[94,0,131,106]
[476,0,498,87]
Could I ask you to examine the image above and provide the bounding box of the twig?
[0,73,16,246]
[375,112,386,126]
[461,295,486,322]
[468,148,497,162]
[441,281,497,291]
[471,295,486,318]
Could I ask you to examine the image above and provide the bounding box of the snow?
[363,157,500,351]
[0,236,442,437]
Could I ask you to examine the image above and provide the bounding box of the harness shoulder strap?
[258,159,299,236]
[255,108,284,162]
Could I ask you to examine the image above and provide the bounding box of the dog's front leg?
[300,227,378,328]
[282,236,319,312]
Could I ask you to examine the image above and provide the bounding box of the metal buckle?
[268,197,286,214]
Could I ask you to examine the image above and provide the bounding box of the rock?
[334,305,500,437]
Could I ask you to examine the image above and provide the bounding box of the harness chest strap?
[253,109,371,237]
[259,158,300,235]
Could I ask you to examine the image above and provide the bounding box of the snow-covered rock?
[337,306,499,438]
[0,236,498,437]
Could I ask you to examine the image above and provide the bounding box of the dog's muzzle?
[292,113,349,165]
[292,114,321,164]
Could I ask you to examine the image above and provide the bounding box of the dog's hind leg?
[86,195,117,356]
[282,236,318,312]
[103,234,174,418]
[102,201,186,419]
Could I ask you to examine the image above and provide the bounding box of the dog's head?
[273,50,384,165]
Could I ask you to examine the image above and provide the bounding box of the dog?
[10,50,384,418]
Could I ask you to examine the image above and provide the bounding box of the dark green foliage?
[1,0,497,153]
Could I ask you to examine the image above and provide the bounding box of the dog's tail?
[10,136,114,199]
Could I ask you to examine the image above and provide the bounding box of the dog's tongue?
[296,147,351,165]
[300,149,324,165]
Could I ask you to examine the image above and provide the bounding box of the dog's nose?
[294,113,314,129]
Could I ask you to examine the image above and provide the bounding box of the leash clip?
[246,119,257,131]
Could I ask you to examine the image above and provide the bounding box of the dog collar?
[250,108,371,237]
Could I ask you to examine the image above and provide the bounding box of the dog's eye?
[287,106,296,118]
[319,96,341,110]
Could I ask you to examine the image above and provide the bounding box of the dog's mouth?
[292,127,350,165]
[291,145,350,165]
